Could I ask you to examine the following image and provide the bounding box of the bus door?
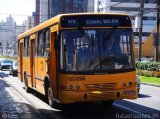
[49,25,59,99]
[19,42,24,82]
[30,35,36,87]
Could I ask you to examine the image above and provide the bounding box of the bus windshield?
[60,29,134,73]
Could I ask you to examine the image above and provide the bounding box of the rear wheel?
[13,71,17,76]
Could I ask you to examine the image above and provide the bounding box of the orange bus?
[17,13,137,107]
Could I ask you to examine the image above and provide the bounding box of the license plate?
[123,90,135,95]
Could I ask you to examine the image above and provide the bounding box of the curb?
[141,83,160,88]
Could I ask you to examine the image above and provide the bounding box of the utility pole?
[138,0,144,61]
[155,0,160,62]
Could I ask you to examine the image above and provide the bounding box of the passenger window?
[44,29,50,57]
[24,37,30,57]
[37,29,50,57]
[37,32,43,57]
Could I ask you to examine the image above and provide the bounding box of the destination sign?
[86,19,119,25]
[61,15,131,27]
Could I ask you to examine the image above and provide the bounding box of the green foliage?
[136,61,160,77]
[136,62,160,71]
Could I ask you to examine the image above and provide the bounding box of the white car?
[136,75,140,93]
[0,59,13,70]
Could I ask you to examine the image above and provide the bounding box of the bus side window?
[44,29,50,57]
[37,31,43,57]
[24,37,30,57]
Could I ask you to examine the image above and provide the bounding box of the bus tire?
[24,73,30,93]
[47,86,59,108]
[47,87,54,107]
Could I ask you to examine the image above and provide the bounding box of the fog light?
[75,85,80,90]
[68,85,73,90]
[128,82,132,86]
[122,83,126,88]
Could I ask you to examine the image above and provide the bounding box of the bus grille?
[84,83,117,91]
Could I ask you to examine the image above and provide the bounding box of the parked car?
[9,61,18,76]
[0,59,13,70]
[136,75,140,93]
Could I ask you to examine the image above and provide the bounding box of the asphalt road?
[1,70,160,119]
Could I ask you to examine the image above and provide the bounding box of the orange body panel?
[59,71,137,104]
[35,57,48,94]
[36,58,48,79]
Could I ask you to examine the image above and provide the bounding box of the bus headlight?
[122,83,126,88]
[75,85,80,90]
[128,82,132,86]
[68,85,73,90]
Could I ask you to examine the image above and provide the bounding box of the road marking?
[114,103,152,119]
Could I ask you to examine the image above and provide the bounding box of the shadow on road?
[138,93,151,98]
[37,99,160,119]
[32,90,160,119]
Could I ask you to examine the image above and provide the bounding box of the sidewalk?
[0,79,43,119]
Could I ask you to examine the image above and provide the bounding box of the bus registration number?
[68,76,85,81]
[123,90,135,96]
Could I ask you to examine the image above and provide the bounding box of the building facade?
[35,0,40,26]
[48,0,86,18]
[87,0,157,43]
[87,0,160,59]
[40,0,48,23]
[37,0,86,24]
[0,16,26,56]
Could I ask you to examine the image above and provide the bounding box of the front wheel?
[47,87,59,108]
[48,87,54,107]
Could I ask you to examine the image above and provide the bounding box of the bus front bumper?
[59,87,138,104]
